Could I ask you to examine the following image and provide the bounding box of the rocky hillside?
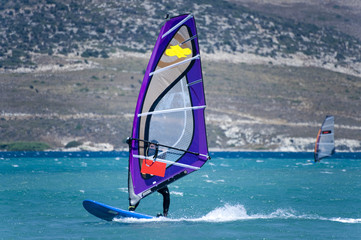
[0,0,360,151]
[1,0,361,75]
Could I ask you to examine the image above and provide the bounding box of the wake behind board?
[83,200,153,221]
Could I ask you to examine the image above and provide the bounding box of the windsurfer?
[129,140,170,217]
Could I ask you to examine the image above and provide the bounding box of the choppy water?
[1,151,361,239]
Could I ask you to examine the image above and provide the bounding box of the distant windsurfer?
[128,140,170,217]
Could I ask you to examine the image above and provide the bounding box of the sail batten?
[133,155,200,170]
[137,105,206,117]
[181,35,198,45]
[149,54,200,76]
[162,15,193,38]
[128,14,209,206]
[187,79,203,86]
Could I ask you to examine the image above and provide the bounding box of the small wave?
[170,191,183,196]
[204,179,225,184]
[113,217,164,223]
[196,204,254,222]
[329,217,361,224]
[296,162,313,166]
[220,163,230,167]
[112,204,361,224]
[117,187,128,193]
[193,205,305,222]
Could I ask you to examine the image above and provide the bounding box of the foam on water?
[117,187,128,193]
[170,191,183,196]
[113,204,361,224]
[296,162,313,166]
[220,163,230,167]
[329,217,361,224]
[204,179,225,184]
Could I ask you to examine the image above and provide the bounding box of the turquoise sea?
[1,151,361,239]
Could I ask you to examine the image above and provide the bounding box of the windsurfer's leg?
[157,186,170,216]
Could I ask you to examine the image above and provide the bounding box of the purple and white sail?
[127,14,210,207]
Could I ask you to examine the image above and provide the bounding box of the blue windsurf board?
[83,199,153,221]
